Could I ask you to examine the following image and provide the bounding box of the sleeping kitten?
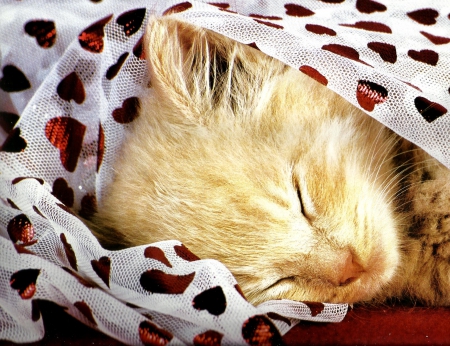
[88,17,450,306]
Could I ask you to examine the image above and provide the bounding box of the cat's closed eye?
[89,17,450,307]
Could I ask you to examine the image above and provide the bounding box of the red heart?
[7,214,34,243]
[408,49,439,66]
[91,256,111,288]
[284,3,314,17]
[112,97,140,123]
[24,20,56,48]
[139,321,173,346]
[140,269,195,294]
[367,42,397,63]
[242,315,283,345]
[116,8,146,37]
[57,72,85,104]
[356,80,388,112]
[407,8,439,25]
[78,14,113,53]
[1,128,27,152]
[163,2,193,16]
[0,65,31,92]
[45,117,86,172]
[10,269,40,300]
[356,0,386,14]
[52,178,74,207]
[193,330,223,346]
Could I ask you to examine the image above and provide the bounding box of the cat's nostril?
[333,251,364,287]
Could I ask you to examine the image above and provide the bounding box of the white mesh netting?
[0,0,449,344]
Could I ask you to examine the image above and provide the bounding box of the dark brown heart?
[299,65,328,86]
[52,178,74,207]
[0,112,19,134]
[116,8,146,37]
[45,117,86,172]
[106,52,129,80]
[91,256,111,288]
[420,31,450,45]
[0,65,31,92]
[322,44,372,67]
[367,42,397,63]
[112,97,140,123]
[74,301,97,326]
[1,128,27,152]
[24,20,56,48]
[408,49,439,65]
[139,321,173,346]
[97,123,104,172]
[407,8,439,25]
[7,214,34,243]
[356,80,388,112]
[78,194,97,219]
[414,97,447,123]
[302,301,325,317]
[192,286,227,316]
[60,233,78,271]
[242,315,283,345]
[305,24,336,36]
[62,267,96,288]
[253,19,284,30]
[140,269,195,294]
[133,35,145,60]
[174,244,200,262]
[163,2,193,15]
[144,246,172,267]
[356,0,386,14]
[78,14,113,53]
[57,72,85,104]
[193,330,223,346]
[284,4,314,17]
[267,312,292,326]
[10,269,40,300]
[340,21,391,33]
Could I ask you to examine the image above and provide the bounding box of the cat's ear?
[144,16,285,122]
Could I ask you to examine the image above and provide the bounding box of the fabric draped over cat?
[0,0,449,343]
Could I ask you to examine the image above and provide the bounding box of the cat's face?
[94,18,403,305]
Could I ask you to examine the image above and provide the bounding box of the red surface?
[284,305,450,345]
[2,302,450,345]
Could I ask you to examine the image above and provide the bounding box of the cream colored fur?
[89,17,450,306]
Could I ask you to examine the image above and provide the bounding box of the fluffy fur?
[88,17,450,306]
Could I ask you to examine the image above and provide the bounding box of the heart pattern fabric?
[0,0,449,344]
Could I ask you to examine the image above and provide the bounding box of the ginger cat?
[89,17,450,306]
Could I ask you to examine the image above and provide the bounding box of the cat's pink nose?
[331,251,364,286]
